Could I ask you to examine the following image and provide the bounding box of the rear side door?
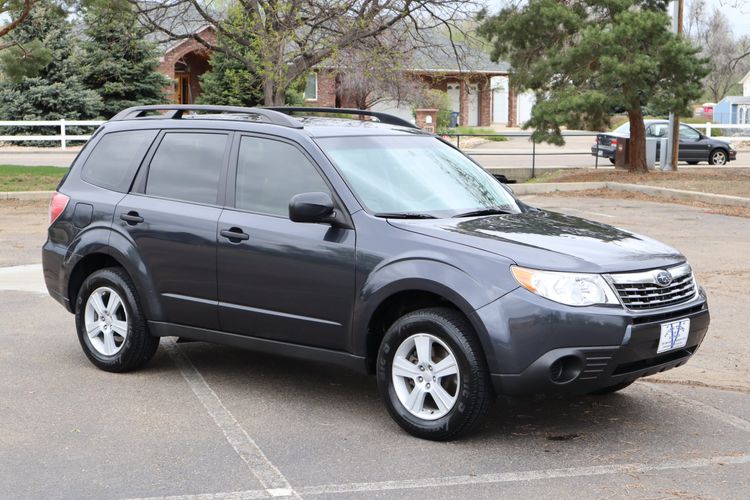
[115,130,231,330]
[216,134,356,350]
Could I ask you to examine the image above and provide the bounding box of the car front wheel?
[709,149,727,166]
[75,267,159,372]
[377,307,493,441]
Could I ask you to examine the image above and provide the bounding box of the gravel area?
[531,168,750,198]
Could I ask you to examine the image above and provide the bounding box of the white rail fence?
[690,123,750,141]
[0,120,104,149]
[0,119,747,150]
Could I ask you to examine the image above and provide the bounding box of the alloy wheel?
[84,287,128,356]
[391,333,460,420]
[711,151,727,165]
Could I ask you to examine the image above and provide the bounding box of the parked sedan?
[592,120,737,165]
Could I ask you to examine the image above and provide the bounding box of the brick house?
[155,26,522,127]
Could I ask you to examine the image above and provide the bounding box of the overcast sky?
[483,1,750,38]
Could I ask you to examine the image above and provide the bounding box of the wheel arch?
[359,280,494,374]
[64,230,163,320]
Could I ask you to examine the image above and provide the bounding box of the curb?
[0,190,53,201]
[512,182,750,208]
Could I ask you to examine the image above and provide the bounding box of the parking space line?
[128,453,750,499]
[562,207,616,219]
[163,341,300,498]
[297,454,750,496]
[130,489,270,500]
[642,382,750,433]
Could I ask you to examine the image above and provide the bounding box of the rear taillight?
[49,192,70,225]
[611,138,617,146]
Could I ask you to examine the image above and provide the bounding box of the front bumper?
[729,149,737,162]
[472,287,710,396]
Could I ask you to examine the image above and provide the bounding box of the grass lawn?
[0,165,66,192]
[443,126,508,141]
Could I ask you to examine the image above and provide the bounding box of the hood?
[388,210,684,273]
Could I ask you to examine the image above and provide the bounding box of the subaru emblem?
[655,270,673,287]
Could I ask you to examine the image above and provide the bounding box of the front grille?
[608,263,697,311]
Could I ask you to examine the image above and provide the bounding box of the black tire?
[708,149,727,166]
[75,267,159,372]
[687,161,699,165]
[377,307,493,441]
[608,157,616,165]
[588,380,634,395]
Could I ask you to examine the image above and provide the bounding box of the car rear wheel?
[608,158,616,165]
[75,267,159,372]
[377,307,493,441]
[709,149,727,166]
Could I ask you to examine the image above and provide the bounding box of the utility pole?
[666,0,685,171]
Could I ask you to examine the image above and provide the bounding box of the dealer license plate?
[657,318,690,354]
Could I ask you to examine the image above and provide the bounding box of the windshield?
[613,122,630,134]
[316,136,521,217]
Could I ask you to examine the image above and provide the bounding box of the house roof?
[407,30,510,74]
[140,1,216,52]
[740,69,750,85]
[718,95,750,105]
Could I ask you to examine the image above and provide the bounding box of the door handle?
[220,227,250,241]
[120,211,144,225]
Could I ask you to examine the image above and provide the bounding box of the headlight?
[728,144,736,151]
[511,266,619,307]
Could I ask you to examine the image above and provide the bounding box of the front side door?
[116,130,230,329]
[678,124,706,161]
[217,135,356,350]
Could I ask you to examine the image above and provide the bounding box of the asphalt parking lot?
[1,195,749,499]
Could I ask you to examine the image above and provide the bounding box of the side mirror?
[289,192,336,224]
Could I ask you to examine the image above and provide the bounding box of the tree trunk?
[627,108,648,173]
[263,80,275,106]
[273,87,285,106]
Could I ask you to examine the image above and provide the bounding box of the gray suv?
[43,105,710,440]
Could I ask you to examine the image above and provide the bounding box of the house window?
[304,73,317,100]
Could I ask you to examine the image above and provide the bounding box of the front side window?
[317,136,521,217]
[82,130,158,192]
[679,125,700,140]
[235,136,329,217]
[145,133,227,205]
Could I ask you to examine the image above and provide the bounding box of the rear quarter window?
[81,130,158,192]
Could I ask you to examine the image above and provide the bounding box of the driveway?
[1,196,748,499]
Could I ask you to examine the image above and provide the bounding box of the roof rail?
[265,106,419,129]
[109,105,304,129]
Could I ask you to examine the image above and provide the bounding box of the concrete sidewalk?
[0,147,78,167]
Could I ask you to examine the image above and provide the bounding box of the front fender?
[352,257,515,367]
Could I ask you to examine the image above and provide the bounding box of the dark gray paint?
[43,112,710,396]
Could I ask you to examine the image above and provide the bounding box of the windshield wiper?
[374,212,438,219]
[452,207,514,218]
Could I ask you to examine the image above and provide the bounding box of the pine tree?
[0,1,102,133]
[77,1,170,118]
[479,0,708,172]
[197,5,264,108]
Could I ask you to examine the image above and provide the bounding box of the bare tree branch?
[129,0,479,105]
